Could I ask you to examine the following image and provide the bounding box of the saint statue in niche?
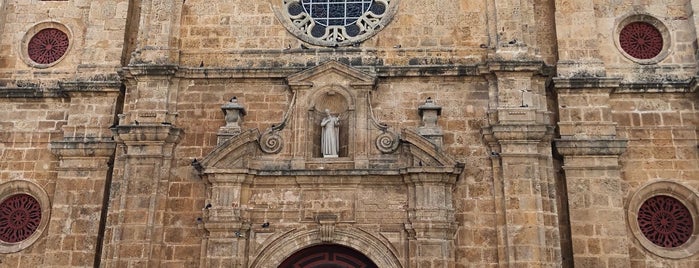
[320,109,340,157]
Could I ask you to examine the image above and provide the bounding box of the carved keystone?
[316,214,338,243]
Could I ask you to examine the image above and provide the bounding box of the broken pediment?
[196,60,463,176]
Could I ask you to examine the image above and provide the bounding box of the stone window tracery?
[614,14,670,64]
[637,195,693,248]
[619,22,663,60]
[279,0,397,47]
[0,194,42,244]
[628,181,699,259]
[20,22,72,68]
[27,28,70,65]
[0,180,51,253]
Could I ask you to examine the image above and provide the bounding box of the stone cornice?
[111,124,182,143]
[555,139,628,156]
[122,64,178,78]
[0,87,67,98]
[58,81,121,93]
[553,77,622,89]
[50,139,116,158]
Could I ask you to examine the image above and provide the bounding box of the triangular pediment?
[286,60,376,88]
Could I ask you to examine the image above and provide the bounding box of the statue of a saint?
[320,109,340,157]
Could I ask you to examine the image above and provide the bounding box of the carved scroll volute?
[317,214,338,243]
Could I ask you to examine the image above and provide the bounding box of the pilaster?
[102,124,181,267]
[554,0,606,77]
[130,0,183,64]
[404,170,459,268]
[482,60,561,267]
[554,78,630,267]
[45,81,120,267]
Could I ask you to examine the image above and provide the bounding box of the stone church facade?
[0,0,698,267]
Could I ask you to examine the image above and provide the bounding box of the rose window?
[27,28,70,65]
[619,22,663,60]
[637,195,693,248]
[0,194,42,243]
[281,0,396,47]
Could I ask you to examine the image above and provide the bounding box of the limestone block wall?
[0,0,128,86]
[0,95,67,266]
[177,0,491,67]
[123,73,494,266]
[612,90,699,267]
[593,0,697,82]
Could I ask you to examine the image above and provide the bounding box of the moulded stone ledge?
[486,59,544,73]
[553,77,621,89]
[58,81,121,93]
[554,139,628,156]
[122,64,178,78]
[111,124,182,143]
[50,139,116,157]
[486,124,553,141]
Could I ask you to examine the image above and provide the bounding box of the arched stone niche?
[285,60,376,169]
[307,84,355,158]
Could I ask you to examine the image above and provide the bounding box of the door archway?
[278,244,378,268]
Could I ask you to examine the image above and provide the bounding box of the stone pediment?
[286,60,376,88]
[197,128,462,175]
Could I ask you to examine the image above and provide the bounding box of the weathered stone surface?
[0,0,697,267]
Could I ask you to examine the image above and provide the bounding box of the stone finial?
[218,97,247,144]
[222,97,246,129]
[417,97,443,147]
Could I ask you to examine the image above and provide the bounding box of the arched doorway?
[278,244,378,268]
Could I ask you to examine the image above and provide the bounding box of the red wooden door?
[278,244,378,268]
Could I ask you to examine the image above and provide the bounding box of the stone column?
[554,78,630,267]
[46,82,120,267]
[482,61,561,267]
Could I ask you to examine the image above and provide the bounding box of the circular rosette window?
[614,14,670,64]
[637,195,693,248]
[278,0,398,47]
[0,180,51,253]
[20,22,72,68]
[628,181,699,259]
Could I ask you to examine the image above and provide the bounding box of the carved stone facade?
[0,1,698,267]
